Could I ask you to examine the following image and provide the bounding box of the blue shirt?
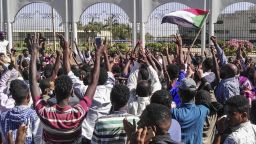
[169,71,186,106]
[0,105,41,144]
[171,103,209,144]
[215,77,240,104]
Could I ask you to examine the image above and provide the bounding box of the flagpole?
[190,12,209,50]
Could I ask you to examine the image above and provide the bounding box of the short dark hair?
[139,68,149,80]
[203,58,213,71]
[151,90,172,108]
[226,95,249,114]
[167,64,179,80]
[10,80,29,105]
[39,78,51,93]
[21,69,29,81]
[136,80,151,97]
[21,60,29,68]
[98,67,108,85]
[44,64,54,78]
[140,103,171,129]
[251,100,256,124]
[192,56,203,66]
[179,89,196,103]
[55,75,73,102]
[110,84,130,110]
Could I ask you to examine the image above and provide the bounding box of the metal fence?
[214,2,256,43]
[12,3,64,49]
[10,2,256,49]
[79,3,132,48]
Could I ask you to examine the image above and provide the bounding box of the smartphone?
[95,37,102,47]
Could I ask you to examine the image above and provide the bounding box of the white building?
[214,6,256,42]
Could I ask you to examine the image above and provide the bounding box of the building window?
[215,30,229,34]
[250,19,256,23]
[250,30,256,33]
[216,20,224,24]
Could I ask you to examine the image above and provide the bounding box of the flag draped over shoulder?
[162,8,209,28]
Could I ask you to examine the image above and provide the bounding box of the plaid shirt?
[0,105,42,144]
[34,95,92,143]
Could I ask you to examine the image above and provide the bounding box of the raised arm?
[161,54,170,89]
[210,45,220,84]
[84,44,103,99]
[150,53,163,72]
[50,50,61,81]
[29,34,41,102]
[146,51,157,70]
[211,36,227,66]
[175,35,184,65]
[164,47,172,65]
[58,34,71,74]
[74,40,85,63]
[103,43,112,72]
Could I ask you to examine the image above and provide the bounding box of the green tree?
[83,18,104,41]
[77,21,84,30]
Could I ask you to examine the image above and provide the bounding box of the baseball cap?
[178,78,197,91]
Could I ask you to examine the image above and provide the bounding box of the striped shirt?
[92,111,139,144]
[34,95,92,143]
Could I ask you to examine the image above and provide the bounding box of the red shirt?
[34,96,92,143]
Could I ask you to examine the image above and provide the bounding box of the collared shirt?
[0,105,42,144]
[68,71,115,139]
[128,95,150,116]
[215,77,240,104]
[171,103,209,144]
[91,111,139,144]
[150,134,180,144]
[34,95,92,143]
[224,121,256,144]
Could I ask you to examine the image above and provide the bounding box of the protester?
[92,84,139,143]
[171,78,209,144]
[29,34,101,143]
[0,79,42,144]
[214,95,256,144]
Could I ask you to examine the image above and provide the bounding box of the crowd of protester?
[0,30,256,144]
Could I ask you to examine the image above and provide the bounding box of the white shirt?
[127,65,161,95]
[128,95,150,116]
[68,71,115,139]
[224,121,256,144]
[0,69,33,113]
[203,72,216,83]
[0,40,9,55]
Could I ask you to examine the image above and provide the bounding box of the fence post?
[201,0,207,57]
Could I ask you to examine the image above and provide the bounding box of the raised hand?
[123,118,137,141]
[210,36,217,44]
[175,34,182,47]
[57,33,68,49]
[16,124,28,144]
[135,127,155,144]
[31,33,43,53]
